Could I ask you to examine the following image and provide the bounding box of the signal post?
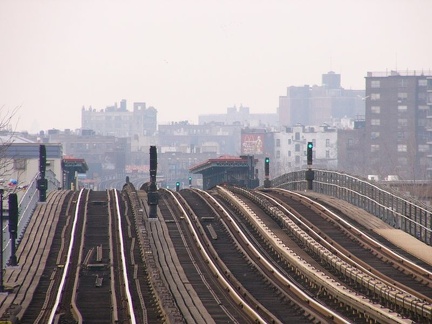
[264,157,271,188]
[306,142,315,190]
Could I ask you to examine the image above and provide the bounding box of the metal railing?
[2,170,61,266]
[271,169,432,245]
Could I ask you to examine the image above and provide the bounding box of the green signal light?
[307,142,313,149]
[265,157,270,163]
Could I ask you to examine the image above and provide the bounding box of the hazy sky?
[1,0,431,133]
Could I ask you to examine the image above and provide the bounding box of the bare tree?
[0,106,20,185]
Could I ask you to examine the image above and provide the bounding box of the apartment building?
[81,99,157,137]
[364,70,432,179]
[273,124,338,177]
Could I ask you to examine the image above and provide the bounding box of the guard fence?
[271,169,432,245]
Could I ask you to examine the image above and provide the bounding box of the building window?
[398,105,407,112]
[295,144,300,152]
[46,160,54,171]
[288,139,292,145]
[371,80,380,88]
[371,119,380,126]
[371,132,380,139]
[288,151,291,157]
[398,119,407,127]
[398,144,407,152]
[419,79,427,86]
[371,144,379,152]
[398,79,407,87]
[295,156,300,164]
[14,159,26,170]
[398,92,407,103]
[398,157,408,165]
[371,106,380,113]
[325,139,330,147]
[397,131,405,139]
[371,93,381,100]
[326,150,330,158]
[418,144,429,152]
[276,139,280,147]
[295,132,300,140]
[276,150,280,158]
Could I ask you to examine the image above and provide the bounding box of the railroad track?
[26,189,137,323]
[0,190,71,322]
[223,186,432,322]
[7,182,432,323]
[21,190,77,323]
[72,190,132,322]
[178,188,347,323]
[265,189,432,297]
[159,188,254,323]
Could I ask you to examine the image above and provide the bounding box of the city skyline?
[1,0,431,133]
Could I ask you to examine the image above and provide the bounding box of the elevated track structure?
[0,166,432,323]
[272,169,432,245]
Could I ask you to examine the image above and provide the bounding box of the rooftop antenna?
[395,52,398,72]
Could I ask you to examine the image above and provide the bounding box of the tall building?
[364,70,432,180]
[81,100,157,137]
[278,72,364,127]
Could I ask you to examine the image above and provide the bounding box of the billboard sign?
[241,133,264,155]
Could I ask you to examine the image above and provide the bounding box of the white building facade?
[273,124,338,177]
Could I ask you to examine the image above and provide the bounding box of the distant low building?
[199,105,278,128]
[157,121,243,187]
[46,130,129,180]
[0,137,63,200]
[273,124,338,177]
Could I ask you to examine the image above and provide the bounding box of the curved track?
[158,189,253,323]
[179,188,347,323]
[266,189,432,299]
[226,186,432,322]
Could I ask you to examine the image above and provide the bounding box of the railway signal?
[264,157,270,177]
[307,142,313,166]
[264,157,271,188]
[148,146,159,219]
[188,176,192,186]
[306,142,315,190]
[176,181,180,192]
[8,193,18,266]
